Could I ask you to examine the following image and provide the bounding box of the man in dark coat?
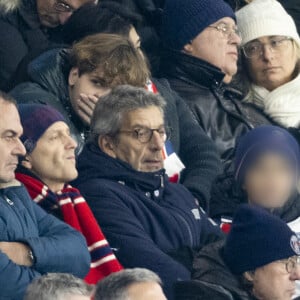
[160,0,273,168]
[0,92,90,299]
[74,85,223,300]
[10,31,221,210]
[178,205,300,300]
[0,0,93,91]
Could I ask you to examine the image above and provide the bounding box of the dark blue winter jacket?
[0,182,90,300]
[74,143,223,300]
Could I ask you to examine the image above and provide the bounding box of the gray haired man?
[95,268,167,300]
[24,273,93,300]
[74,85,222,300]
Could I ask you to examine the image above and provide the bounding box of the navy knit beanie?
[223,204,300,274]
[162,0,236,50]
[234,126,300,185]
[18,104,66,153]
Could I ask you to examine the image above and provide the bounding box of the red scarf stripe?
[15,173,123,284]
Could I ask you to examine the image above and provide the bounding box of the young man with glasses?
[0,0,94,91]
[74,85,223,300]
[161,0,273,169]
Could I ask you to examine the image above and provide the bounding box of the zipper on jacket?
[176,214,193,246]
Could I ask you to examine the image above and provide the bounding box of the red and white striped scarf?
[16,173,123,284]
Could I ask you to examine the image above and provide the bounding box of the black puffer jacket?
[10,48,221,209]
[0,0,63,91]
[161,49,273,168]
[210,172,300,222]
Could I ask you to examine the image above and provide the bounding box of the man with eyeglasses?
[161,0,273,169]
[177,205,300,300]
[0,0,95,91]
[74,85,223,300]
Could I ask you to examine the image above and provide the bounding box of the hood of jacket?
[75,142,168,198]
[27,48,70,99]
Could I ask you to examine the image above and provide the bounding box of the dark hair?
[69,33,150,88]
[0,91,16,105]
[62,2,142,44]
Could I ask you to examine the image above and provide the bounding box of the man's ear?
[244,271,255,282]
[21,155,33,170]
[68,67,79,87]
[98,136,117,158]
[183,42,193,54]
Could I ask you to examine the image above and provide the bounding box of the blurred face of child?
[243,153,296,209]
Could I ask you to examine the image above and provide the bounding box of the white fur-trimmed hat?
[236,0,300,46]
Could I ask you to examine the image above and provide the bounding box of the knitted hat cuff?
[224,235,298,274]
[240,20,300,46]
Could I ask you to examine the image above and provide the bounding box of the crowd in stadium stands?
[1,0,300,299]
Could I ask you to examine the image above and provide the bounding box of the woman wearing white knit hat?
[236,0,300,130]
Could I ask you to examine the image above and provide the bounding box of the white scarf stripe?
[90,254,116,268]
[88,240,109,251]
[33,185,48,203]
[58,198,72,206]
[74,197,86,205]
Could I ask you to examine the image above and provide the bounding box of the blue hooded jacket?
[75,143,222,300]
[0,182,90,299]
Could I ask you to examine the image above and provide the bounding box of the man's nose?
[149,131,165,151]
[13,139,26,157]
[58,11,73,25]
[65,134,78,150]
[230,32,242,46]
[290,264,300,280]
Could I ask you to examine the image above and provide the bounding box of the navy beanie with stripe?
[222,204,300,274]
[234,125,300,185]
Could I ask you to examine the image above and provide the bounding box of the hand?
[77,94,99,125]
[0,242,33,267]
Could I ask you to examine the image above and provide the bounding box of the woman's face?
[244,36,298,91]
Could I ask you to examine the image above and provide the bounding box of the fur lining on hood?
[0,0,21,12]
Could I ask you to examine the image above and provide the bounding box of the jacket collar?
[0,179,22,190]
[19,0,41,29]
[76,142,168,200]
[161,48,226,89]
